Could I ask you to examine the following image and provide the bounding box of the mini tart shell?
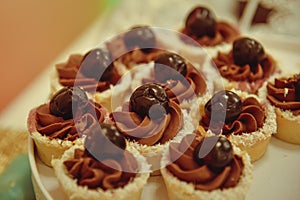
[160,142,253,200]
[259,76,300,144]
[31,131,83,167]
[125,109,194,175]
[131,61,212,112]
[27,108,84,167]
[206,45,279,94]
[273,108,300,144]
[51,145,150,200]
[193,89,277,162]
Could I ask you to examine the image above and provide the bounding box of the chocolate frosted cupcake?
[51,48,131,111]
[52,124,150,200]
[194,89,276,162]
[132,52,209,108]
[212,37,279,94]
[27,87,108,166]
[161,131,253,200]
[181,6,240,47]
[106,26,166,69]
[110,83,193,172]
[260,74,300,144]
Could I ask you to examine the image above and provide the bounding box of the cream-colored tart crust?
[274,108,300,144]
[160,144,253,200]
[31,131,83,167]
[51,145,150,200]
[259,76,300,144]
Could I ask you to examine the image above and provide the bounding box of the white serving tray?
[28,33,300,200]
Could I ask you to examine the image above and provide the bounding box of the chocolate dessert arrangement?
[55,48,122,93]
[181,6,240,46]
[27,3,299,199]
[198,89,276,162]
[212,37,278,94]
[106,25,165,68]
[161,133,252,199]
[110,83,183,146]
[262,74,300,144]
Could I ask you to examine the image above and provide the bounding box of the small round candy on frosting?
[154,52,188,83]
[79,48,114,81]
[205,90,242,123]
[193,136,233,172]
[129,83,170,120]
[232,37,266,68]
[295,77,300,101]
[185,6,217,38]
[123,26,156,53]
[49,86,88,120]
[84,123,126,161]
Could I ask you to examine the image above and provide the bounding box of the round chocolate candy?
[123,26,156,53]
[129,83,170,119]
[193,136,233,171]
[205,90,242,123]
[85,124,126,161]
[232,37,266,68]
[50,87,88,120]
[295,77,300,101]
[79,48,114,81]
[154,52,187,83]
[185,6,217,38]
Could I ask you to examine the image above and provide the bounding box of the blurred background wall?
[0,0,104,113]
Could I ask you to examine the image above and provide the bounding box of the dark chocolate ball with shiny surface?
[205,90,242,123]
[185,6,217,38]
[79,48,114,81]
[130,83,170,119]
[85,124,126,161]
[154,52,187,83]
[194,136,233,171]
[232,37,266,68]
[50,87,88,120]
[123,26,156,53]
[295,77,300,101]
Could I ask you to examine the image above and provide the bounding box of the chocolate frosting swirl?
[106,34,164,68]
[144,64,207,103]
[201,97,265,135]
[64,148,138,190]
[35,100,107,140]
[56,54,121,92]
[181,21,240,47]
[267,75,300,115]
[166,134,244,191]
[110,101,183,146]
[213,51,276,93]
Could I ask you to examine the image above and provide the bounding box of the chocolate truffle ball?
[295,77,300,101]
[130,83,170,120]
[50,87,88,120]
[79,48,114,81]
[85,123,126,161]
[123,26,156,53]
[154,52,187,83]
[185,6,217,38]
[205,90,242,123]
[194,136,233,171]
[232,37,266,68]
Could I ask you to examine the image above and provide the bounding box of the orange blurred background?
[0,0,104,113]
